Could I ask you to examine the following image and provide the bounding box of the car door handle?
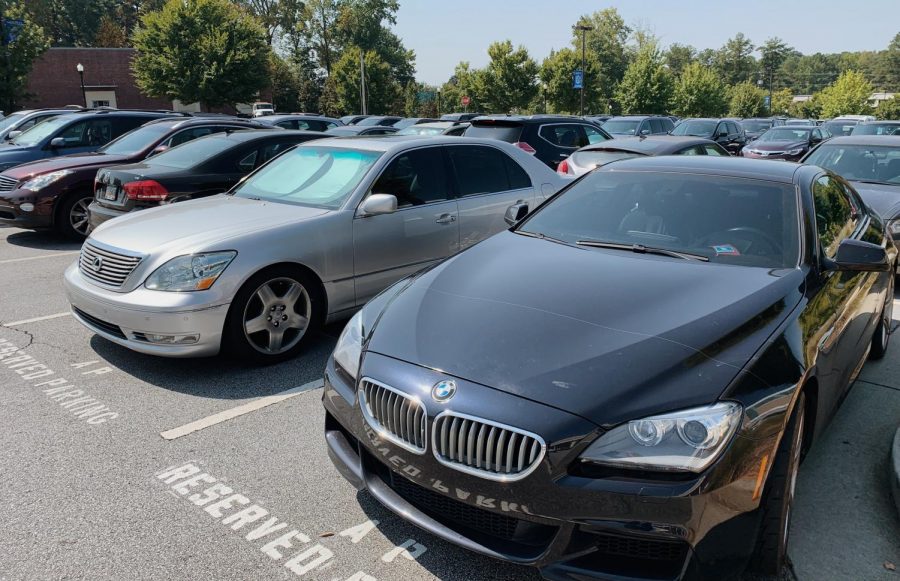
[435,213,456,224]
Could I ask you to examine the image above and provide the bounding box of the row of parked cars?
[1,104,899,580]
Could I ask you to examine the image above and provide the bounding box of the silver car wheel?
[242,277,311,355]
[70,198,91,235]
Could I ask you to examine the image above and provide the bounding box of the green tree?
[715,33,756,85]
[297,0,342,74]
[728,82,767,117]
[573,8,631,109]
[672,62,726,117]
[770,88,793,116]
[875,97,900,120]
[0,1,50,112]
[93,13,127,47]
[269,52,303,112]
[29,0,115,46]
[474,40,538,113]
[440,61,480,113]
[132,0,270,110]
[236,0,289,45]
[332,46,398,114]
[788,95,821,119]
[758,37,796,76]
[615,41,673,114]
[779,53,840,94]
[540,47,600,114]
[665,43,696,77]
[817,70,874,117]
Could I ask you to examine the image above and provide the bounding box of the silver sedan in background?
[64,136,565,363]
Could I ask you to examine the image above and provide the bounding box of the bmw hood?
[851,181,900,220]
[89,195,330,254]
[365,231,804,425]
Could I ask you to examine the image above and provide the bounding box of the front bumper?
[63,261,228,357]
[323,353,774,581]
[741,151,803,162]
[0,188,53,229]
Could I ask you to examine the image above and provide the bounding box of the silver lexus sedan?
[64,136,565,363]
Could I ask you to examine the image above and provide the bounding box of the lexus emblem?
[431,380,456,403]
[91,256,103,272]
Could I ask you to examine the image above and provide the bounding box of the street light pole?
[76,63,86,108]
[576,24,593,117]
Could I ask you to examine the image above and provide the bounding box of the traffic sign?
[1,18,24,45]
[573,70,584,90]
[461,95,470,106]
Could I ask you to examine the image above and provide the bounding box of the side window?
[17,118,41,131]
[662,118,675,133]
[447,145,510,197]
[256,141,295,166]
[812,129,822,141]
[715,122,727,137]
[813,176,859,258]
[276,121,296,130]
[703,144,727,156]
[677,145,705,156]
[237,149,258,172]
[649,119,663,134]
[539,124,581,148]
[168,127,215,148]
[111,116,149,138]
[296,120,312,130]
[583,124,607,145]
[371,147,449,207]
[503,154,532,190]
[57,119,112,147]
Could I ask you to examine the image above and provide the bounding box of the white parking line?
[3,312,72,327]
[0,252,79,265]
[160,379,324,440]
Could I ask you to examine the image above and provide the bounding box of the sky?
[392,0,900,86]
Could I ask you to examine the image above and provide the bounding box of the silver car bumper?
[63,261,229,358]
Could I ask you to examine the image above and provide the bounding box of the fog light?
[20,203,34,212]
[142,333,199,345]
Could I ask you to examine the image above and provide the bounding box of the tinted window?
[276,121,296,130]
[660,118,675,133]
[676,145,705,156]
[649,119,664,134]
[112,116,153,138]
[149,135,237,169]
[813,175,858,258]
[804,144,900,184]
[583,125,607,144]
[602,119,641,135]
[465,123,523,143]
[100,122,172,155]
[447,146,511,196]
[168,126,216,148]
[540,124,584,148]
[519,171,799,268]
[372,147,449,207]
[703,144,727,156]
[812,129,822,141]
[742,120,773,133]
[671,120,717,137]
[56,119,113,147]
[504,154,532,189]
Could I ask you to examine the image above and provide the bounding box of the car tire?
[223,266,324,365]
[56,192,93,239]
[869,296,892,360]
[751,392,806,576]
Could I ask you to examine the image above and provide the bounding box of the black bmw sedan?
[322,156,895,580]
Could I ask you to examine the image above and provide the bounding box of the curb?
[892,427,900,521]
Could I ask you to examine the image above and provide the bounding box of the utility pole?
[359,51,367,115]
[77,63,87,108]
[576,24,594,117]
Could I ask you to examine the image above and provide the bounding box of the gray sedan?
[64,136,565,362]
[559,135,730,177]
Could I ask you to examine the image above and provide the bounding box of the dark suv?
[601,115,675,137]
[0,106,86,142]
[0,116,267,237]
[671,118,748,155]
[464,115,612,169]
[0,109,178,172]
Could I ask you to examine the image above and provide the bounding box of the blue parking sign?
[2,18,24,45]
[764,95,771,108]
[573,70,584,89]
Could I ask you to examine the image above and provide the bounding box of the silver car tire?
[224,266,324,364]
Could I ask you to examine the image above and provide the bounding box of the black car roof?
[597,154,804,184]
[197,128,320,142]
[858,120,900,125]
[583,135,718,155]
[817,135,900,147]
[472,114,588,123]
[143,117,266,129]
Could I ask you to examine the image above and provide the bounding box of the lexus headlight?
[580,402,742,473]
[144,251,236,292]
[21,170,74,191]
[333,310,363,381]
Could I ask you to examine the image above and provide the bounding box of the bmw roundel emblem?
[431,380,456,403]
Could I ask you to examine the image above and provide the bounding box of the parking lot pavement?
[0,224,896,580]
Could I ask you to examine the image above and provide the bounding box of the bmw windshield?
[517,170,800,268]
[232,146,382,209]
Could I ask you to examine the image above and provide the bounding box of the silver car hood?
[89,195,331,255]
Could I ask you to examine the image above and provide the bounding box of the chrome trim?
[0,175,18,192]
[431,410,546,482]
[358,377,428,455]
[78,241,144,289]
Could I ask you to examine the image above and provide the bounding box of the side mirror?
[49,137,66,148]
[504,202,529,226]
[825,239,890,272]
[6,130,21,140]
[639,128,651,136]
[148,145,168,157]
[357,193,398,217]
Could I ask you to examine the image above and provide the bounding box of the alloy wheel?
[242,277,311,355]
[69,197,91,236]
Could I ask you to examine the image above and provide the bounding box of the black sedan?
[88,130,324,229]
[742,126,830,161]
[671,118,748,154]
[323,156,894,580]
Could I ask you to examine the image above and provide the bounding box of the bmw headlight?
[144,251,236,292]
[21,170,74,191]
[580,402,742,473]
[333,310,363,381]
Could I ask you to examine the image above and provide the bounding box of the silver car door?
[352,146,460,305]
[448,144,537,251]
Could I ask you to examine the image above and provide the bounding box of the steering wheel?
[723,227,782,255]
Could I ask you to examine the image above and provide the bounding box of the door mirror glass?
[827,238,890,272]
[358,193,398,217]
[504,202,529,226]
[49,137,66,148]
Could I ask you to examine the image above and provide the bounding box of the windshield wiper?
[575,239,709,261]
[855,179,898,187]
[515,230,572,246]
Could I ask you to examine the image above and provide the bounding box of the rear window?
[148,135,236,169]
[465,122,523,143]
[602,119,641,135]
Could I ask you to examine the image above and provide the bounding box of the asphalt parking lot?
[0,223,897,581]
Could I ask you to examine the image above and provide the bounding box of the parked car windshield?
[671,120,716,137]
[804,144,900,185]
[741,120,773,133]
[146,134,236,169]
[602,119,641,135]
[232,146,382,209]
[99,123,172,155]
[822,121,856,137]
[396,126,444,136]
[852,123,900,136]
[518,170,800,268]
[0,112,26,133]
[10,115,72,146]
[758,128,811,142]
